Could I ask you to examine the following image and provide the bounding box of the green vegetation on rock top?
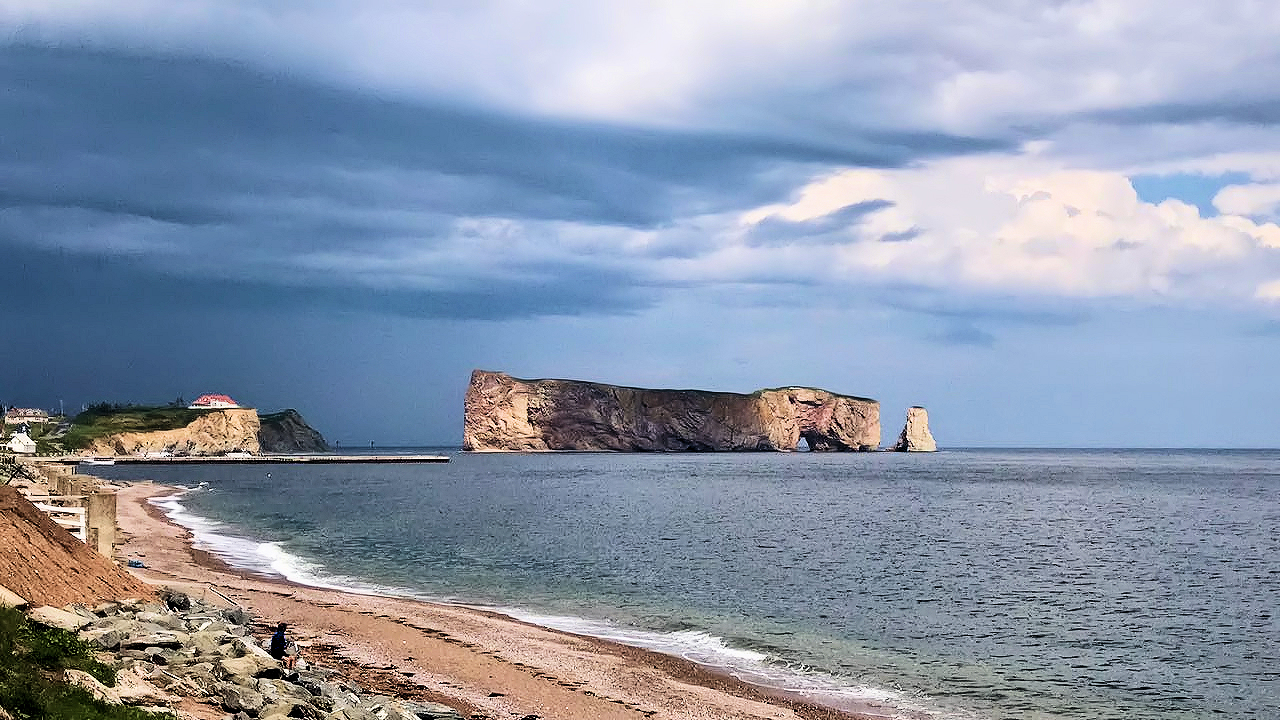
[60,403,207,451]
[256,409,297,423]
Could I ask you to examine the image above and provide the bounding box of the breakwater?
[39,454,450,466]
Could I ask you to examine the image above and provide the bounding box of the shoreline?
[116,480,904,720]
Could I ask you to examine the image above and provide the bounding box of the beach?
[115,481,892,720]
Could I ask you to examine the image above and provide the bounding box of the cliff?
[463,370,880,452]
[84,408,261,456]
[258,409,330,452]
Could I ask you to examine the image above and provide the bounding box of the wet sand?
[115,481,899,720]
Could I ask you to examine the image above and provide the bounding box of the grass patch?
[0,606,172,719]
[256,410,293,424]
[60,404,208,451]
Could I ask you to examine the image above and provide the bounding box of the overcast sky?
[4,1,1280,447]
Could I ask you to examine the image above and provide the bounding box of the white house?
[4,408,49,425]
[7,432,36,454]
[188,394,241,409]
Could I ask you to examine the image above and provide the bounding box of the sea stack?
[892,406,937,452]
[463,370,880,452]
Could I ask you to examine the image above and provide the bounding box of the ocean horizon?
[86,448,1280,720]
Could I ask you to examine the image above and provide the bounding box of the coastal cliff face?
[258,409,329,453]
[85,409,261,456]
[893,406,937,452]
[463,370,880,452]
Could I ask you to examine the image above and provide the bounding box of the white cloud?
[1256,278,1280,301]
[724,153,1280,305]
[1213,183,1280,219]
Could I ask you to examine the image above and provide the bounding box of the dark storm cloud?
[931,324,996,347]
[744,200,893,248]
[885,292,1091,327]
[0,242,651,321]
[1087,98,1280,128]
[0,45,1008,320]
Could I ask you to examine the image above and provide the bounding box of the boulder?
[214,681,266,714]
[65,669,118,704]
[892,406,937,452]
[223,606,252,626]
[257,677,318,706]
[28,605,93,631]
[137,610,188,631]
[0,585,27,609]
[259,699,322,719]
[112,668,180,706]
[218,654,283,682]
[158,588,191,612]
[121,631,186,649]
[190,630,230,656]
[92,601,120,616]
[80,627,125,650]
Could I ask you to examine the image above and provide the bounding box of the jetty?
[36,454,450,466]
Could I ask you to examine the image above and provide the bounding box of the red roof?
[192,394,237,405]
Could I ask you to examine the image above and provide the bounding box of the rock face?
[257,409,329,453]
[85,408,329,456]
[892,406,937,452]
[86,408,262,456]
[463,370,880,452]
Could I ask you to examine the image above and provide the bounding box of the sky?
[3,1,1280,447]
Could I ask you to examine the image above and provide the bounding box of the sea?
[85,449,1279,720]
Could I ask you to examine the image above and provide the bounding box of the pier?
[37,454,450,466]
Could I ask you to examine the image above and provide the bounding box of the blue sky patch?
[1130,171,1252,217]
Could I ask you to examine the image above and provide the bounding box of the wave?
[149,492,421,599]
[494,610,930,715]
[148,490,962,720]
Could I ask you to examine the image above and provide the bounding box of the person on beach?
[269,622,298,669]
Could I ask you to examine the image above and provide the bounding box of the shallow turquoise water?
[91,449,1280,719]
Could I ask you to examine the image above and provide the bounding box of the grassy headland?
[59,404,206,452]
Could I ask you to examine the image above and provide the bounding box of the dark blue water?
[92,449,1280,719]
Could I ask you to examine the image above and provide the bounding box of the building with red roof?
[188,394,241,409]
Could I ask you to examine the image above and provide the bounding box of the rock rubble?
[34,592,464,720]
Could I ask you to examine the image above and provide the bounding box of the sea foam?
[149,491,420,598]
[148,490,953,720]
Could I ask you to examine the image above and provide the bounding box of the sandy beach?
[114,481,895,720]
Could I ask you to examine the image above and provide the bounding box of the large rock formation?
[85,409,261,456]
[257,409,329,453]
[463,370,880,452]
[892,406,937,452]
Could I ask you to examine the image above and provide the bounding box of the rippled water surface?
[94,449,1280,719]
